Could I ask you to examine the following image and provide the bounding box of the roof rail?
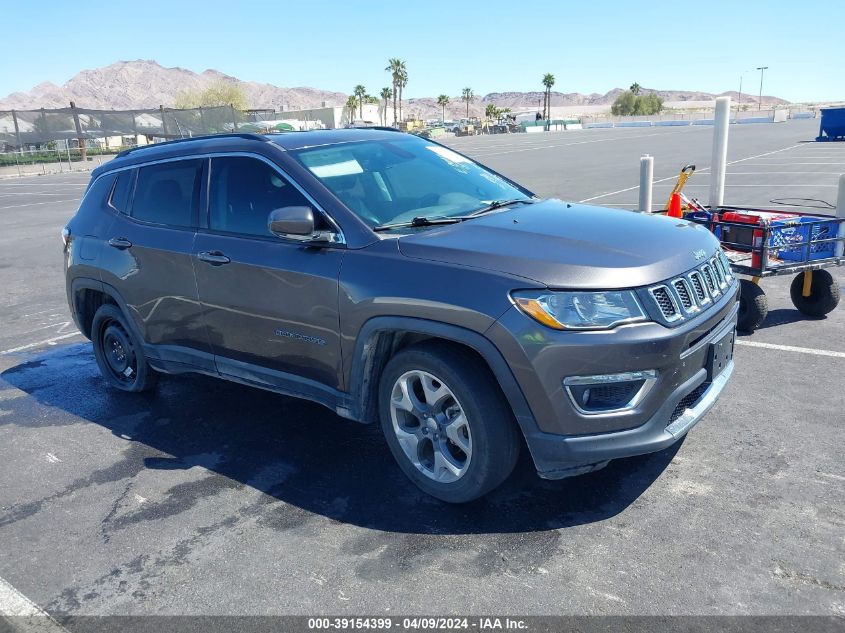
[116,133,269,158]
[352,126,402,132]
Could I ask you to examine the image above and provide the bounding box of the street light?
[756,66,769,111]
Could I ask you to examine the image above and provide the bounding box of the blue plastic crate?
[685,210,723,239]
[770,217,838,261]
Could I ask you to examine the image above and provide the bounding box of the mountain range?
[0,60,789,118]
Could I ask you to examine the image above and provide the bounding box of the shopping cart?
[686,207,844,331]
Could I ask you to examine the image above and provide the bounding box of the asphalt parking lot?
[0,119,843,620]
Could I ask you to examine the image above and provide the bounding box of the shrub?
[611,90,663,116]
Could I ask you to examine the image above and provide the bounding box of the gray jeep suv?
[64,129,738,502]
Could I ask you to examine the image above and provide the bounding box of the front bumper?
[486,284,739,478]
[527,349,733,479]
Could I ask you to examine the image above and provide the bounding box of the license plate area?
[707,328,735,381]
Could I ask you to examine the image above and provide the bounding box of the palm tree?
[542,73,555,121]
[353,84,367,118]
[380,87,392,125]
[630,82,641,95]
[385,58,406,124]
[461,88,474,118]
[397,66,408,121]
[344,95,358,123]
[485,103,499,120]
[436,94,450,122]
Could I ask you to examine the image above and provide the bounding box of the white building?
[276,103,388,129]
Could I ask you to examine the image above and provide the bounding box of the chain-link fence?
[0,104,320,176]
[0,104,247,148]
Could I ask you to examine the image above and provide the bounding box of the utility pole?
[11,109,23,152]
[159,105,170,138]
[69,101,87,163]
[756,66,768,111]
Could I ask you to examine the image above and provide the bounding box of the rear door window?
[131,159,202,227]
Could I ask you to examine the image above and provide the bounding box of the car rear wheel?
[378,343,520,503]
[91,304,158,393]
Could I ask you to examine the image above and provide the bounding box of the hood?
[397,199,722,289]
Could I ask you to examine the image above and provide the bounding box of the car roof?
[92,128,409,178]
[267,128,407,150]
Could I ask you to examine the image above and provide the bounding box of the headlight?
[511,290,647,330]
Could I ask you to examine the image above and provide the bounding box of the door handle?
[197,251,231,265]
[108,237,132,250]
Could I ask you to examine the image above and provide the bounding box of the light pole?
[737,70,750,117]
[756,66,768,111]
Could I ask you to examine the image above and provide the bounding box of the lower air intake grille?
[668,383,709,423]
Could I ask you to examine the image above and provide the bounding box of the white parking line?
[649,184,837,188]
[725,172,845,175]
[0,192,82,197]
[16,321,75,336]
[736,340,845,359]
[579,145,812,202]
[469,131,686,157]
[0,575,70,631]
[0,332,82,355]
[0,199,79,210]
[578,143,803,203]
[0,183,87,187]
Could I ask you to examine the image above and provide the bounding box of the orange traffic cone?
[667,192,683,218]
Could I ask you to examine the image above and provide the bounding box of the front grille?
[668,383,709,423]
[650,286,678,320]
[673,279,693,310]
[689,271,708,303]
[702,264,717,294]
[710,257,725,287]
[646,251,735,326]
[718,252,733,281]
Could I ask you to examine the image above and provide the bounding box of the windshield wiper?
[373,199,537,232]
[373,216,465,232]
[468,198,536,217]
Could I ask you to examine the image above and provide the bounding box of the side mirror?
[268,206,315,237]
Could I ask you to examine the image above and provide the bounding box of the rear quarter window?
[108,169,135,214]
[131,159,203,227]
[79,173,116,212]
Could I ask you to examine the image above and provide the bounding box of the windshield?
[291,136,530,227]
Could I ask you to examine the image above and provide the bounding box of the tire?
[91,304,159,393]
[790,269,840,317]
[378,343,520,503]
[737,279,768,332]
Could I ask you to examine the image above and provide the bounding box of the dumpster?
[816,107,845,141]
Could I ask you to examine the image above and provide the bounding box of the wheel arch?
[71,278,142,343]
[348,317,538,438]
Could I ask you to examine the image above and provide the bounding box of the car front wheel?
[378,343,520,503]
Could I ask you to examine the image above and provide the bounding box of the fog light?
[564,370,657,415]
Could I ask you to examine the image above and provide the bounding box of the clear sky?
[4,0,843,103]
